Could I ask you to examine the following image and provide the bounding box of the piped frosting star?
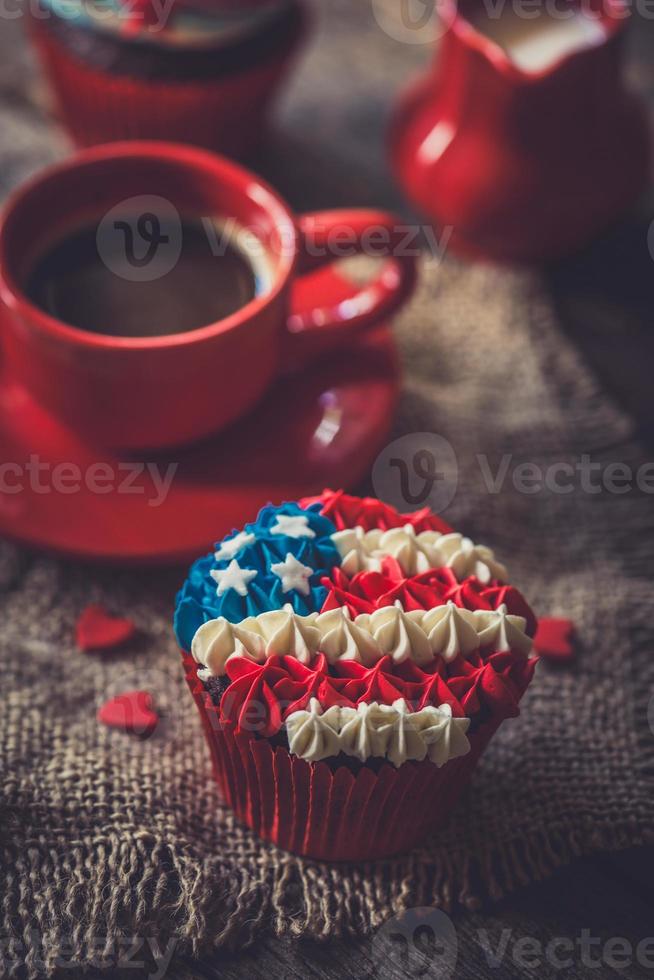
[271,553,314,596]
[174,502,340,646]
[439,534,508,585]
[270,513,316,539]
[214,531,256,562]
[473,603,532,655]
[210,560,258,597]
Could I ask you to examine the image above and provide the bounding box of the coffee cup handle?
[283,209,417,368]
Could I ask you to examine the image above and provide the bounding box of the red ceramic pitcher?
[390,0,650,263]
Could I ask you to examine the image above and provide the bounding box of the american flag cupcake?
[176,489,537,861]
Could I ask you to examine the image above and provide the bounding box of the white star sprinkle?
[214,531,256,562]
[270,553,314,596]
[270,514,316,540]
[210,559,258,597]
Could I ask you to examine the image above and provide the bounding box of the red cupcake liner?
[28,13,303,155]
[182,653,503,861]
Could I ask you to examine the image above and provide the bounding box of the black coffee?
[26,217,259,337]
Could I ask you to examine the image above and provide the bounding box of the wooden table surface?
[1,2,653,978]
[180,848,654,980]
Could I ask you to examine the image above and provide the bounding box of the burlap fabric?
[1,3,654,976]
[2,256,653,975]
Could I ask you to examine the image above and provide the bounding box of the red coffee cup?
[0,142,416,451]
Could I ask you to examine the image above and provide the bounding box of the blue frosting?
[174,502,340,650]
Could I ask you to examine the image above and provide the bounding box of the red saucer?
[0,267,399,564]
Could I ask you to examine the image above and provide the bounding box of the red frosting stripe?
[182,651,503,861]
[217,648,535,738]
[299,488,452,534]
[441,652,537,719]
[321,565,538,636]
[221,654,328,737]
[330,657,428,712]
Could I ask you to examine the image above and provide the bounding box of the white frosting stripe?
[331,524,508,583]
[285,698,471,768]
[191,601,533,676]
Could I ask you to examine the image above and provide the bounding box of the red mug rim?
[0,140,299,351]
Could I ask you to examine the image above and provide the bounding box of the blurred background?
[3,0,653,438]
[1,3,654,978]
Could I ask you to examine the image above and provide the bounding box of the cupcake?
[29,0,305,155]
[175,489,538,861]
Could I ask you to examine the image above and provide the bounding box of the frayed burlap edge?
[3,817,654,976]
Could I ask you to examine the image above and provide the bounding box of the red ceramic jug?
[390,0,650,262]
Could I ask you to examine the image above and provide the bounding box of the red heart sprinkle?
[98,691,158,738]
[76,605,135,652]
[534,618,575,662]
